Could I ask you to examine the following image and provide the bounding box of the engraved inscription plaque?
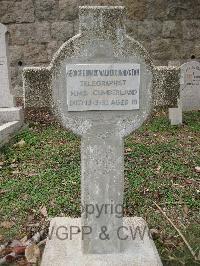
[66,63,140,111]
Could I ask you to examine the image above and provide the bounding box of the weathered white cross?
[51,6,152,254]
[24,6,162,266]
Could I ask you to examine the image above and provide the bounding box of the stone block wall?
[0,0,200,97]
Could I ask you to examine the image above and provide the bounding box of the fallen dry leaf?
[27,223,40,228]
[0,235,4,242]
[195,166,200,173]
[40,206,48,217]
[0,221,15,229]
[13,246,26,255]
[183,205,189,218]
[10,240,23,248]
[124,148,132,155]
[1,246,26,264]
[4,253,16,263]
[10,163,18,168]
[25,172,38,177]
[20,236,28,245]
[197,250,200,261]
[184,179,193,185]
[25,244,40,264]
[14,139,26,148]
[0,247,12,257]
[0,243,7,254]
[22,194,29,200]
[172,183,185,189]
[156,165,161,172]
[14,257,28,266]
[0,189,9,195]
[12,170,20,175]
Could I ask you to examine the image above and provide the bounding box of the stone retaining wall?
[1,0,199,98]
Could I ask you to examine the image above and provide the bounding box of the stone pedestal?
[41,217,162,266]
[0,107,24,123]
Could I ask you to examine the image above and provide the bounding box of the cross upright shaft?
[81,125,124,254]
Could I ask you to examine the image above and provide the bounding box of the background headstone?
[0,23,24,147]
[180,61,200,111]
[168,61,200,125]
[0,23,15,107]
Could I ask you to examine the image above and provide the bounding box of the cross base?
[41,217,162,266]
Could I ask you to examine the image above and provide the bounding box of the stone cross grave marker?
[30,6,162,265]
[52,8,152,255]
[0,23,15,107]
